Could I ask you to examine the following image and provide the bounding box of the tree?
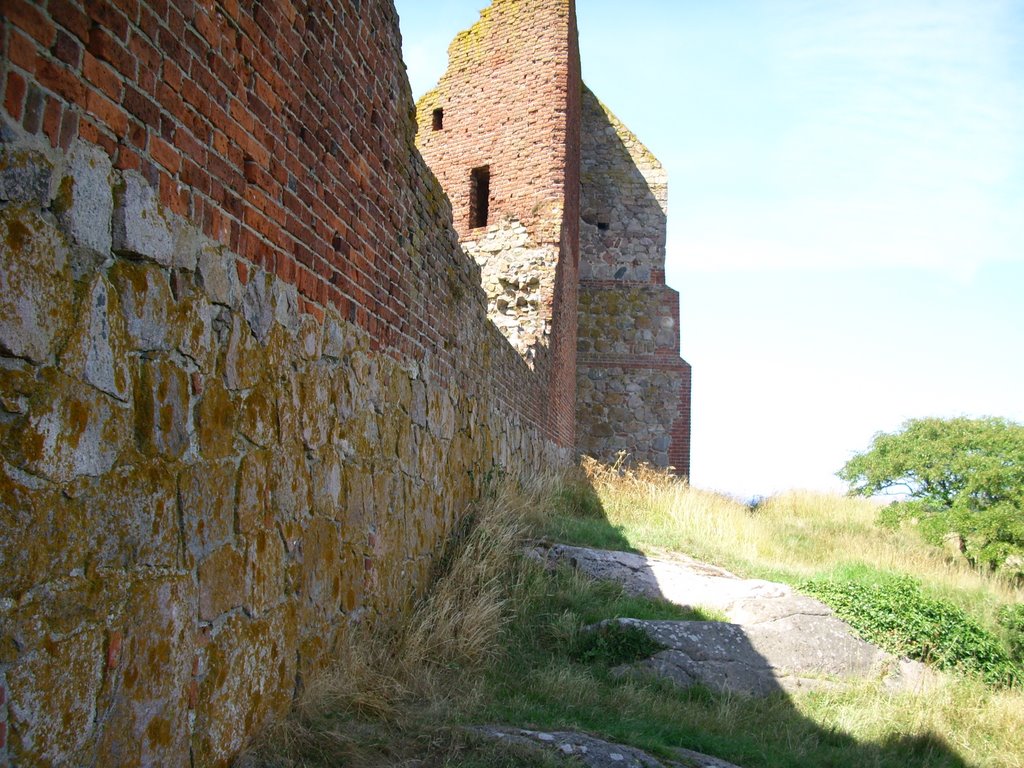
[838,417,1024,573]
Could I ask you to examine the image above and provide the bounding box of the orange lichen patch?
[195,377,236,459]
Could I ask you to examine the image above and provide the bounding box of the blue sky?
[394,0,1024,498]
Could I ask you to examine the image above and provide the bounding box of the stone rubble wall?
[577,284,681,358]
[576,87,691,476]
[0,1,570,765]
[462,218,559,365]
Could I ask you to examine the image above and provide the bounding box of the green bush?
[999,604,1024,663]
[802,570,1020,687]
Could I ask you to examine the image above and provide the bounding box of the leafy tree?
[838,417,1024,573]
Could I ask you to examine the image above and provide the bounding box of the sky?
[393,0,1024,499]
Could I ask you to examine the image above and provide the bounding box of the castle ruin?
[0,0,689,764]
[415,0,691,473]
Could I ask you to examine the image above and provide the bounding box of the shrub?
[999,604,1024,663]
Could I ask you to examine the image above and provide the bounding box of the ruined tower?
[416,0,691,475]
[576,89,692,475]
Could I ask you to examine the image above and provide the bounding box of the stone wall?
[462,218,557,365]
[414,0,582,447]
[576,88,691,475]
[0,1,571,765]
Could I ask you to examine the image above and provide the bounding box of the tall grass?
[239,472,557,768]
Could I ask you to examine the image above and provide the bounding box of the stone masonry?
[0,1,569,765]
[416,5,691,475]
[577,88,691,473]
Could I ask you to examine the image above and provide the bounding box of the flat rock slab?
[533,543,935,695]
[470,726,743,768]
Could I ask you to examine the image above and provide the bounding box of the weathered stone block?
[57,143,113,255]
[197,242,241,308]
[270,442,311,521]
[136,356,190,460]
[311,445,345,517]
[180,460,237,562]
[244,527,285,615]
[300,366,333,450]
[112,171,175,266]
[0,459,87,598]
[0,148,52,206]
[60,275,131,402]
[242,270,273,343]
[73,462,180,569]
[238,380,278,448]
[199,545,245,620]
[177,294,215,371]
[110,259,174,351]
[10,368,130,484]
[297,314,321,361]
[7,626,103,765]
[94,576,195,767]
[236,450,271,534]
[322,313,357,359]
[0,207,75,364]
[272,279,300,332]
[223,314,262,391]
[193,607,296,766]
[427,387,456,442]
[300,518,343,620]
[265,370,295,447]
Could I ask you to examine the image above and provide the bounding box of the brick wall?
[0,1,572,765]
[576,87,691,475]
[415,0,581,448]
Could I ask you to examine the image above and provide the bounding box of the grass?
[244,462,1024,768]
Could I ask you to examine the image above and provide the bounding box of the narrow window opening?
[470,166,490,229]
[597,221,610,231]
[432,107,444,131]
